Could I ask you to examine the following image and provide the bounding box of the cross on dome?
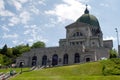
[84,4,89,14]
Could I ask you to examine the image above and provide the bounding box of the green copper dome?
[77,7,100,27]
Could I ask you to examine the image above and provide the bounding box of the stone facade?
[16,7,113,67]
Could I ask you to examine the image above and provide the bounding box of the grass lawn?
[10,75,120,80]
[10,61,120,80]
[0,67,30,73]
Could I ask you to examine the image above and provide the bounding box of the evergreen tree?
[1,44,8,55]
[26,43,29,47]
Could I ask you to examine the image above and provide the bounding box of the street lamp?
[0,64,1,68]
[47,59,51,67]
[20,62,24,74]
[115,28,119,57]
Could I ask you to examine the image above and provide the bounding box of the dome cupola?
[77,5,100,27]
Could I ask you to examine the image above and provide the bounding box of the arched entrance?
[86,58,90,62]
[32,56,37,66]
[74,53,80,63]
[84,55,91,62]
[63,54,68,64]
[42,55,47,66]
[19,62,24,67]
[52,54,58,66]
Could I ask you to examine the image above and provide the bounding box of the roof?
[76,7,100,27]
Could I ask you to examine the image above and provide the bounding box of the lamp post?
[20,62,24,74]
[0,64,1,68]
[115,28,119,57]
[47,59,51,67]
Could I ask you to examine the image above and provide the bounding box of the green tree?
[12,47,21,57]
[109,49,117,58]
[6,48,13,57]
[0,54,12,66]
[31,41,45,48]
[0,44,7,55]
[0,54,4,65]
[26,43,29,47]
[3,55,12,66]
[12,44,30,57]
[0,45,13,65]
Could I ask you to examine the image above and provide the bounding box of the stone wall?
[16,46,109,67]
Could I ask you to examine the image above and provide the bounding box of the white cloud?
[12,0,22,11]
[19,11,31,24]
[24,25,37,34]
[29,5,40,15]
[24,25,48,45]
[18,0,28,3]
[0,9,15,17]
[8,16,20,26]
[78,0,90,3]
[1,25,10,32]
[44,18,59,28]
[12,40,24,45]
[12,40,18,45]
[0,0,5,10]
[24,25,41,37]
[103,36,116,41]
[0,0,15,17]
[8,11,31,26]
[38,0,46,5]
[2,33,18,39]
[27,36,48,44]
[9,0,28,11]
[1,0,44,26]
[45,0,90,22]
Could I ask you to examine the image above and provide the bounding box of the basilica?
[16,6,113,67]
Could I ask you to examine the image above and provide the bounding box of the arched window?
[32,56,37,66]
[32,56,37,60]
[52,54,58,66]
[73,32,83,37]
[63,54,68,64]
[76,32,79,36]
[42,55,47,66]
[80,32,83,36]
[74,53,80,63]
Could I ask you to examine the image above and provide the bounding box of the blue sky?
[0,0,120,49]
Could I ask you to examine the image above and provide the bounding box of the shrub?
[109,49,117,58]
[111,58,120,64]
[101,58,120,75]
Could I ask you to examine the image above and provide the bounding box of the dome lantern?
[84,4,89,14]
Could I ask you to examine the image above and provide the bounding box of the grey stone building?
[16,7,113,67]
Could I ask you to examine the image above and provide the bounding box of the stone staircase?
[0,70,16,80]
[0,66,46,80]
[31,65,45,71]
[0,72,11,80]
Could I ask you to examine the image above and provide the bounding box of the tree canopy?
[0,41,46,66]
[109,49,118,58]
[0,44,7,55]
[31,41,45,48]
